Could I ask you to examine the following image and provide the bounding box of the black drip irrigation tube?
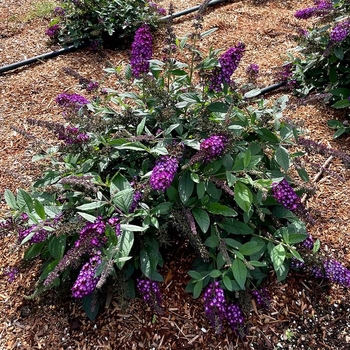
[0,0,287,97]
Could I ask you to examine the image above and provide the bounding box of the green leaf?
[139,239,163,281]
[77,212,97,223]
[275,146,290,171]
[48,236,66,260]
[239,239,266,256]
[82,294,99,322]
[207,102,229,113]
[190,173,200,183]
[205,235,219,248]
[234,181,253,213]
[115,230,134,269]
[178,172,194,204]
[151,202,173,215]
[17,189,34,212]
[271,244,286,270]
[197,182,205,199]
[313,238,321,253]
[76,201,107,211]
[232,259,247,290]
[334,46,344,60]
[24,242,45,259]
[206,203,237,217]
[209,270,222,278]
[192,208,210,233]
[136,117,146,136]
[166,186,179,201]
[296,168,309,182]
[223,275,233,291]
[331,99,350,109]
[120,224,148,232]
[193,280,203,299]
[4,189,18,210]
[219,219,253,235]
[244,88,261,99]
[112,188,134,213]
[188,270,203,280]
[288,233,308,244]
[243,149,252,169]
[333,128,347,139]
[34,200,46,220]
[206,181,221,200]
[258,128,280,144]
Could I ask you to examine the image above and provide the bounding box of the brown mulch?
[1,0,350,349]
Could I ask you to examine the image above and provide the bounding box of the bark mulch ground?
[1,0,350,349]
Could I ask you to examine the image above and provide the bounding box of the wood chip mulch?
[1,0,350,349]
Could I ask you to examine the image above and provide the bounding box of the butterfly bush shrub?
[5,14,346,331]
[289,0,350,137]
[46,0,165,47]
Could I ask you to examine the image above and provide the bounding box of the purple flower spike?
[130,24,153,78]
[149,156,179,191]
[56,93,89,109]
[323,259,350,287]
[200,135,228,162]
[71,254,102,298]
[210,43,245,92]
[203,282,227,334]
[271,179,301,212]
[45,24,60,38]
[330,19,350,43]
[226,303,244,331]
[137,278,162,313]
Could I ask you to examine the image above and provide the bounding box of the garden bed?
[1,0,350,349]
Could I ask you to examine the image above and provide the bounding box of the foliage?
[289,0,350,137]
[4,16,315,326]
[46,0,166,47]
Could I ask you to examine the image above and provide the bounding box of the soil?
[1,0,350,349]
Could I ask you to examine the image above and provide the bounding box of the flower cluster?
[71,253,102,298]
[302,234,314,250]
[246,63,259,75]
[200,135,228,162]
[130,24,153,78]
[107,216,121,236]
[4,267,18,283]
[323,259,350,287]
[271,179,301,212]
[137,279,162,313]
[75,216,106,248]
[86,81,99,92]
[149,156,179,191]
[18,225,50,244]
[209,43,245,92]
[203,282,244,333]
[330,19,350,43]
[251,288,270,309]
[58,126,89,144]
[54,7,65,17]
[56,93,89,109]
[148,1,166,16]
[45,24,60,38]
[294,0,333,19]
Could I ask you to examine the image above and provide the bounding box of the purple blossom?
[200,135,228,162]
[54,7,65,16]
[251,288,270,309]
[271,179,301,212]
[58,126,89,144]
[302,234,314,250]
[246,63,259,74]
[86,81,99,92]
[75,217,106,248]
[130,24,153,78]
[203,282,227,333]
[45,24,60,38]
[130,190,142,212]
[71,254,102,298]
[323,259,350,287]
[226,303,244,332]
[137,279,162,313]
[330,19,350,43]
[149,156,179,191]
[18,225,49,244]
[56,93,89,109]
[209,43,245,92]
[294,0,332,19]
[4,267,18,283]
[107,216,121,236]
[148,1,166,16]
